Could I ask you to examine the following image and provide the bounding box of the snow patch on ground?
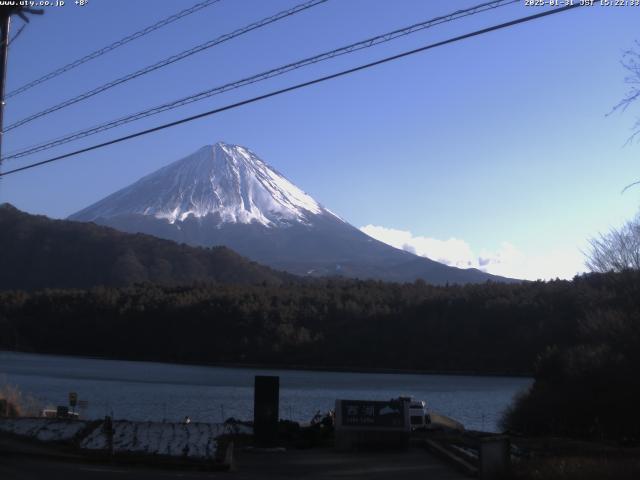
[0,418,252,460]
[0,418,87,442]
[80,420,250,459]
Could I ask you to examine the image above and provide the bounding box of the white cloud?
[360,224,586,281]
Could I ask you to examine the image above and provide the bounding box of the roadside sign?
[336,399,407,429]
[69,392,78,407]
[334,398,410,451]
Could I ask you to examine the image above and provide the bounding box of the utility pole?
[0,9,11,167]
[0,6,43,175]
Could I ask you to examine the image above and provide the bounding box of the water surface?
[0,351,531,432]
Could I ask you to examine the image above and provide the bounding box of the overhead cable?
[5,0,223,99]
[3,0,328,132]
[3,0,517,161]
[0,3,582,178]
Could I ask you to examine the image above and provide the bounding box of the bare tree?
[586,214,640,272]
[611,43,640,192]
[612,43,640,140]
[587,44,640,271]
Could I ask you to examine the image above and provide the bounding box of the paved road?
[0,455,223,479]
[235,447,467,479]
[1,448,467,479]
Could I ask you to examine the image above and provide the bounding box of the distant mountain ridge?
[70,141,516,285]
[0,203,290,290]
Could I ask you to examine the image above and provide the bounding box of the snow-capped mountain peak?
[71,141,333,227]
[69,141,514,285]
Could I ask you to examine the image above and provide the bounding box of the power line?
[0,3,582,179]
[3,0,328,132]
[3,0,518,161]
[4,0,222,100]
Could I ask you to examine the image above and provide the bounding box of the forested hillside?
[0,203,291,289]
[3,202,639,438]
[2,271,637,376]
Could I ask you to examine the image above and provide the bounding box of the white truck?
[399,396,431,431]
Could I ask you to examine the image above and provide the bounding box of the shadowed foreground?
[0,447,466,480]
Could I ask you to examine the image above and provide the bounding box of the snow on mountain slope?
[70,141,516,284]
[71,142,333,227]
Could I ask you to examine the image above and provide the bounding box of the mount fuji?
[70,142,512,284]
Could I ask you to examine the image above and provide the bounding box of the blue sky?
[1,0,639,280]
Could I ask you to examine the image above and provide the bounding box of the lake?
[0,351,531,432]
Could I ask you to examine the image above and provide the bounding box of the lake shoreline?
[0,348,532,379]
[2,350,531,432]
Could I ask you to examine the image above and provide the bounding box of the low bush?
[0,383,40,417]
